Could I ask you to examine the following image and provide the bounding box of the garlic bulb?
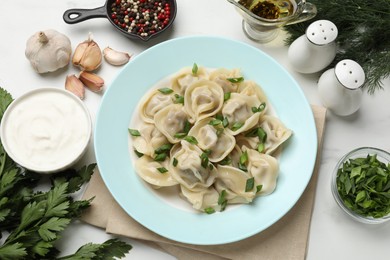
[72,33,102,71]
[25,29,72,73]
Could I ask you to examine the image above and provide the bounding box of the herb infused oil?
[238,0,295,19]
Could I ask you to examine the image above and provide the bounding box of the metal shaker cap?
[306,20,338,45]
[335,59,365,89]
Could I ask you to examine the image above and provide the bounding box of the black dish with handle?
[63,0,177,41]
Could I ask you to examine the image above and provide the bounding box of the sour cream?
[0,88,91,173]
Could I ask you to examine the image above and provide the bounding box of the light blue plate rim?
[94,35,317,245]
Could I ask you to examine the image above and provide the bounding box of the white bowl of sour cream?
[0,88,92,173]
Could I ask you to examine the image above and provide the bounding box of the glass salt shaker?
[318,59,365,116]
[288,20,338,74]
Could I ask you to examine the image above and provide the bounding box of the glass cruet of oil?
[227,0,317,43]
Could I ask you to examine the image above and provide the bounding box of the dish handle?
[63,6,107,24]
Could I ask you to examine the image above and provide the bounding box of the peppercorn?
[110,0,172,38]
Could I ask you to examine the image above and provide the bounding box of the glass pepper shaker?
[288,20,338,74]
[318,59,365,116]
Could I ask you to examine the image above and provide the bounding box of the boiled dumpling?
[238,80,268,109]
[180,185,220,211]
[154,104,189,143]
[134,156,178,188]
[171,66,208,95]
[243,147,279,196]
[259,115,292,155]
[215,165,256,203]
[188,117,235,162]
[184,79,224,123]
[132,122,169,157]
[209,68,242,93]
[170,141,217,191]
[222,93,262,135]
[139,89,174,123]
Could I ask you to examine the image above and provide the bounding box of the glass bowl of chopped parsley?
[331,147,390,224]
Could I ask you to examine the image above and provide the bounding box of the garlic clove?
[65,74,85,99]
[78,71,104,92]
[103,46,132,66]
[72,32,102,72]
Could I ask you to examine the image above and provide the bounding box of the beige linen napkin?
[81,105,327,260]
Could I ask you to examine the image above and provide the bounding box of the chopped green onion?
[219,157,231,165]
[226,77,244,83]
[215,114,224,121]
[183,120,192,133]
[224,92,231,102]
[239,151,248,165]
[200,152,210,169]
[157,167,168,173]
[257,143,265,153]
[231,122,244,131]
[238,163,248,172]
[245,177,255,192]
[128,128,141,136]
[216,127,224,136]
[222,117,229,128]
[218,190,228,211]
[245,127,259,137]
[192,63,198,75]
[154,153,167,162]
[204,207,215,214]
[158,88,173,94]
[257,127,267,143]
[184,135,198,145]
[134,149,144,158]
[155,144,173,154]
[204,149,212,155]
[174,132,187,139]
[252,102,267,113]
[173,157,178,167]
[256,185,263,193]
[174,94,184,104]
[208,119,222,126]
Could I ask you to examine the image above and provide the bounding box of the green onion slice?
[128,128,141,136]
[158,88,173,94]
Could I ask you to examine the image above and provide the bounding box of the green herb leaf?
[155,144,173,154]
[218,190,228,211]
[204,207,215,214]
[128,128,141,137]
[134,149,144,158]
[157,167,168,174]
[38,217,71,241]
[226,77,244,83]
[184,136,198,145]
[173,158,178,167]
[208,119,222,126]
[245,177,255,192]
[224,92,231,102]
[174,132,187,139]
[158,88,174,94]
[174,94,184,104]
[154,153,167,162]
[231,122,244,131]
[192,63,198,75]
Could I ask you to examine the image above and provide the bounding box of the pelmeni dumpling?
[209,68,242,93]
[154,104,189,143]
[132,122,169,157]
[184,79,224,123]
[134,156,178,188]
[180,185,220,211]
[258,115,292,155]
[139,89,174,123]
[215,165,256,203]
[188,118,235,162]
[243,147,279,196]
[238,80,268,109]
[170,141,217,191]
[171,66,208,95]
[222,93,262,135]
